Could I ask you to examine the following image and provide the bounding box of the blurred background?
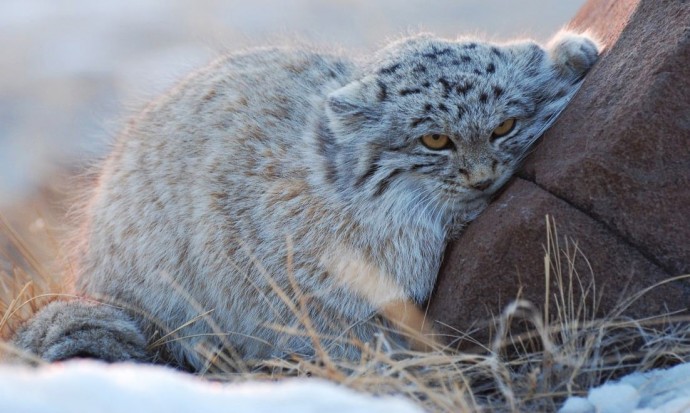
[0,0,585,274]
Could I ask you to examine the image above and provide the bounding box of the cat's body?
[14,32,598,370]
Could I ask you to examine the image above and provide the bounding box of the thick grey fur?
[13,31,599,370]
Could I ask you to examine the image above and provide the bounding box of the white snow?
[560,396,595,413]
[587,383,641,413]
[559,363,690,413]
[0,360,423,413]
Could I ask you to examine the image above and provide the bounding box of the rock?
[428,0,690,345]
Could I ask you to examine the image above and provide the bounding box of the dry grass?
[1,209,689,412]
[0,210,70,340]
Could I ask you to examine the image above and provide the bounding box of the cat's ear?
[547,31,600,81]
[326,75,386,134]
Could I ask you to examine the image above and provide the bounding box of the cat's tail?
[12,299,150,363]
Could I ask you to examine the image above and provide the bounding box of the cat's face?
[325,32,599,225]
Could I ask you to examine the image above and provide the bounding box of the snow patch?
[560,363,690,413]
[0,360,423,413]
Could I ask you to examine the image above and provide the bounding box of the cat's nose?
[470,179,493,191]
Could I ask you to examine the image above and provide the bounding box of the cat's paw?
[548,31,601,80]
[13,300,149,363]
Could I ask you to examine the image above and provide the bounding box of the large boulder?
[428,0,690,344]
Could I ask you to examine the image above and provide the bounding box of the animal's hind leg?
[12,299,150,363]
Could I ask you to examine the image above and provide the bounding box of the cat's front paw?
[548,31,601,80]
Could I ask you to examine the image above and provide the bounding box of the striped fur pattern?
[15,31,599,370]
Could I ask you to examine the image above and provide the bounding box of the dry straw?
[1,212,689,412]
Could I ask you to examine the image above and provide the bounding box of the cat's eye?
[491,118,517,140]
[420,134,454,150]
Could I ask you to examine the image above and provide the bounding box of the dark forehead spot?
[451,54,472,66]
[424,103,432,111]
[413,64,427,73]
[479,93,488,103]
[473,68,482,75]
[399,88,422,96]
[456,82,473,95]
[493,86,504,98]
[486,63,496,74]
[378,63,401,75]
[438,77,453,97]
[507,99,522,107]
[491,47,503,58]
[422,47,452,59]
[376,80,388,101]
[438,103,449,112]
[464,43,477,49]
[456,105,466,119]
[422,81,430,88]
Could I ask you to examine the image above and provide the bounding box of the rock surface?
[428,0,690,344]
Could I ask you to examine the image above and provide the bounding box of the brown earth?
[428,0,690,346]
